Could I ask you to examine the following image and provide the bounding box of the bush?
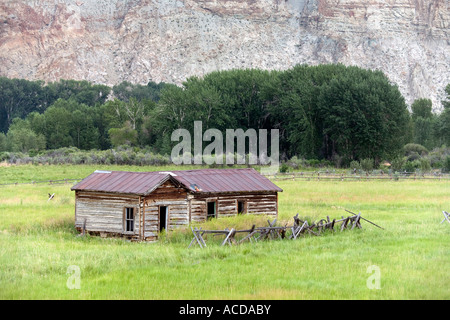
[403,143,428,156]
[360,158,374,172]
[403,160,420,173]
[287,156,305,170]
[390,157,406,172]
[349,160,361,171]
[407,152,421,162]
[279,163,289,173]
[443,156,450,173]
[419,158,431,172]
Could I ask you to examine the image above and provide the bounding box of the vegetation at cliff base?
[0,65,449,171]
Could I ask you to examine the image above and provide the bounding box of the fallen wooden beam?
[345,209,384,230]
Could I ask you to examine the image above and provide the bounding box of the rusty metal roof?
[171,168,283,193]
[71,168,282,195]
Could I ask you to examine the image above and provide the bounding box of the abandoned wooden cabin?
[71,168,283,241]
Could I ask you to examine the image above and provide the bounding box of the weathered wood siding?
[74,182,278,241]
[143,180,189,241]
[75,191,140,236]
[190,192,278,222]
[190,198,207,222]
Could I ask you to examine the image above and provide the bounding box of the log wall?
[75,191,140,238]
[75,182,278,241]
[191,192,278,222]
[142,180,189,241]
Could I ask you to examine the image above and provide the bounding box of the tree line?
[0,64,449,168]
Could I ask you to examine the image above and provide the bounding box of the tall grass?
[0,165,449,299]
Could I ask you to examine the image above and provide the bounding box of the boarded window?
[125,207,134,232]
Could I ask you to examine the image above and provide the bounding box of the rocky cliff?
[0,0,448,110]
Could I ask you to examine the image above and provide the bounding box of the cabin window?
[207,201,216,219]
[237,201,246,214]
[125,207,134,232]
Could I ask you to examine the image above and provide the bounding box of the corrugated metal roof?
[71,171,172,195]
[171,168,282,193]
[71,168,282,195]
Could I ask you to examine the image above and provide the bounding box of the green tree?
[6,118,46,153]
[45,79,110,106]
[0,132,7,152]
[0,77,47,133]
[316,66,409,163]
[112,81,166,102]
[410,98,436,149]
[42,104,74,149]
[435,84,450,147]
[108,122,138,147]
[411,98,433,120]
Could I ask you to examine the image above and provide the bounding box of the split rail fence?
[441,211,450,224]
[188,209,383,248]
[0,178,80,187]
[263,171,450,181]
[2,171,448,187]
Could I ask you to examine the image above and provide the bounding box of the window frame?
[124,207,135,233]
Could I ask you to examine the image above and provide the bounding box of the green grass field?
[0,164,449,299]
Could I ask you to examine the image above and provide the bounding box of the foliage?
[443,156,450,173]
[112,81,166,102]
[359,158,374,172]
[1,70,446,169]
[108,122,138,147]
[0,78,111,134]
[403,143,428,156]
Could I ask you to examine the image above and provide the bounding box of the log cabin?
[71,168,283,241]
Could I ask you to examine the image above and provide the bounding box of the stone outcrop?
[0,0,448,110]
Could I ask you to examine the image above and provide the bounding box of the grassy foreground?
[0,164,449,299]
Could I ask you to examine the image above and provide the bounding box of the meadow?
[0,164,449,300]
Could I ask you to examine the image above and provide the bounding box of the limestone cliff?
[0,0,448,110]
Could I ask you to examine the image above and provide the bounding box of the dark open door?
[207,201,216,219]
[159,206,168,232]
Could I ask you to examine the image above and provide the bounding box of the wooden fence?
[263,171,450,181]
[0,178,80,187]
[1,171,448,187]
[188,210,383,248]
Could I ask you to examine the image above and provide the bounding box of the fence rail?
[263,171,450,181]
[0,171,449,187]
[0,178,80,187]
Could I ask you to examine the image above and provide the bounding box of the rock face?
[0,0,448,110]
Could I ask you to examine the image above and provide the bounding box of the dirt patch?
[0,161,12,167]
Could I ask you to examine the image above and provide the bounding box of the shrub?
[279,163,289,173]
[349,160,361,171]
[360,158,374,172]
[419,158,431,172]
[287,156,304,170]
[390,157,406,172]
[407,152,421,162]
[443,156,450,173]
[403,160,420,173]
[403,143,428,156]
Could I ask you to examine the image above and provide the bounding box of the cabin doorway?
[159,206,168,232]
[207,201,216,219]
[237,201,246,214]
